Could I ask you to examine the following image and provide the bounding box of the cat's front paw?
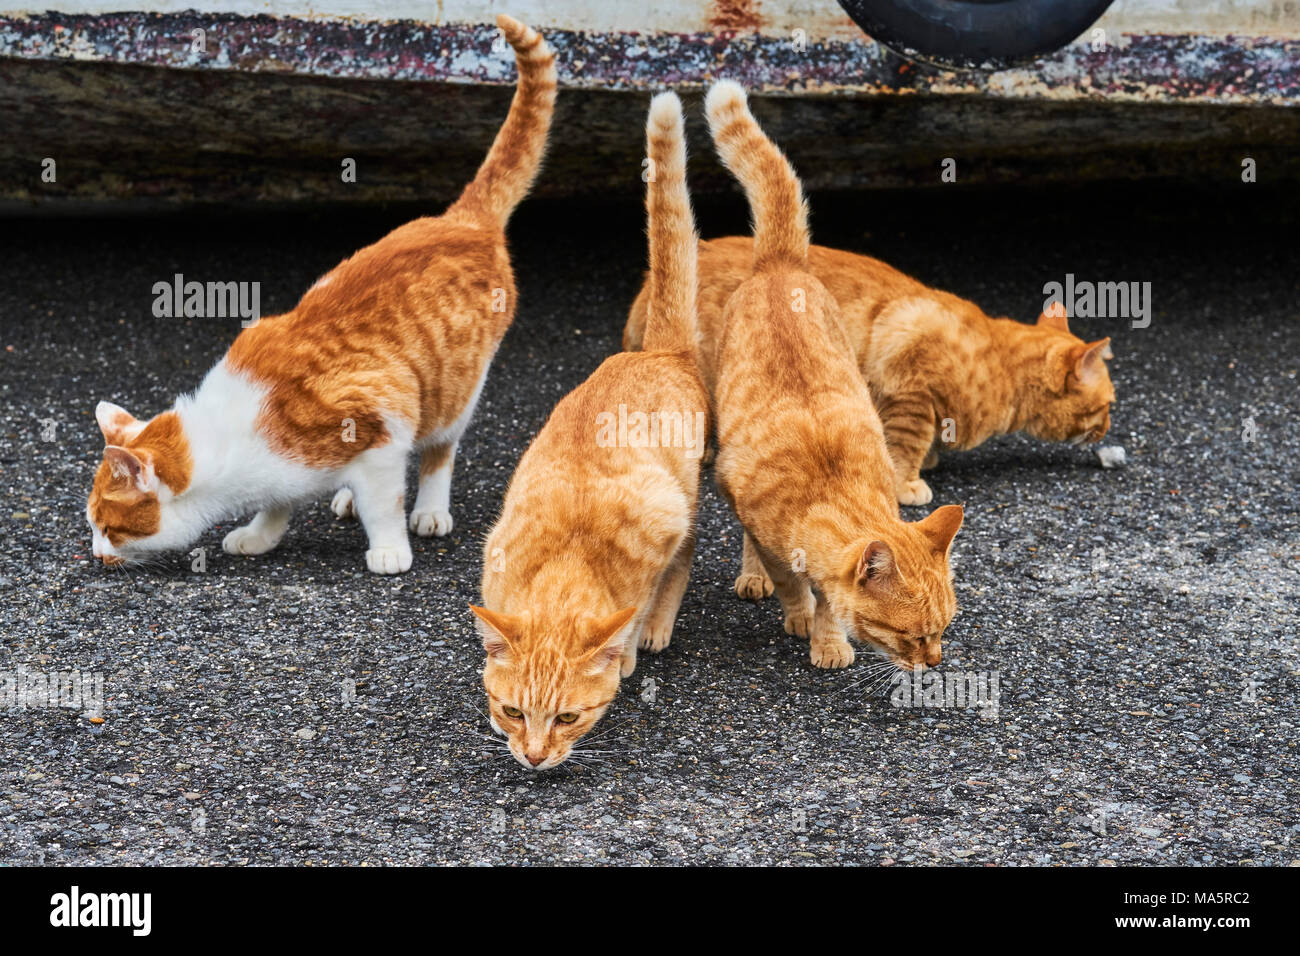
[620,644,638,678]
[810,637,855,669]
[409,509,453,537]
[896,478,933,506]
[365,546,412,575]
[330,488,356,519]
[783,603,816,638]
[223,526,281,556]
[638,621,673,653]
[734,571,774,601]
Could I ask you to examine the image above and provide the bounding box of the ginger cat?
[471,93,710,771]
[624,229,1115,513]
[85,14,555,575]
[703,80,964,671]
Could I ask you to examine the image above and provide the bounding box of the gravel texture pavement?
[0,185,1296,865]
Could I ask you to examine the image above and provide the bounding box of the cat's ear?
[855,541,895,587]
[581,607,638,672]
[103,445,156,495]
[916,503,964,556]
[1071,339,1111,388]
[96,401,145,445]
[1037,302,1069,333]
[469,605,522,660]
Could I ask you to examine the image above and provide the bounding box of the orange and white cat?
[704,80,964,671]
[624,222,1115,514]
[471,93,710,771]
[85,14,555,575]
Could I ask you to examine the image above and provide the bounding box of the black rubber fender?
[836,0,1116,69]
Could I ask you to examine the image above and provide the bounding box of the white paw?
[409,508,453,537]
[896,478,933,506]
[365,546,413,575]
[331,488,356,519]
[223,526,280,556]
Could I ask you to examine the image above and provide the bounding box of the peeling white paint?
[6,0,1298,39]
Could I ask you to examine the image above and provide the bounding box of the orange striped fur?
[704,81,963,671]
[88,410,192,547]
[472,93,710,770]
[625,241,1115,509]
[86,14,556,573]
[225,13,555,468]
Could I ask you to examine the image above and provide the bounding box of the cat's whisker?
[832,661,905,702]
[570,752,633,759]
[458,730,511,747]
[868,663,906,690]
[460,728,504,743]
[456,728,513,751]
[869,675,900,699]
[855,663,897,682]
[829,660,898,698]
[566,755,613,768]
[855,666,894,688]
[580,717,639,744]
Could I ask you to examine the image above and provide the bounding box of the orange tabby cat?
[85,15,555,575]
[624,227,1115,513]
[470,93,710,771]
[704,80,964,671]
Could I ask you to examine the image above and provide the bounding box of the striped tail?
[640,92,700,360]
[704,80,809,272]
[448,14,557,227]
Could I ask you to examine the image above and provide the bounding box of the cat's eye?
[556,712,579,724]
[501,705,523,718]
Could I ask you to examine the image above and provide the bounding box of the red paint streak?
[710,0,763,33]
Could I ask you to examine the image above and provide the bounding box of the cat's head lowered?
[1020,309,1115,446]
[470,604,636,771]
[86,401,194,565]
[824,504,964,671]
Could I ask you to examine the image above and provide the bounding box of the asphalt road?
[1,185,1297,865]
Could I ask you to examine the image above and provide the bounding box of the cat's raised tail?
[704,80,809,272]
[448,14,557,227]
[640,93,700,361]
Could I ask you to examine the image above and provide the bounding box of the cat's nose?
[525,752,545,767]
